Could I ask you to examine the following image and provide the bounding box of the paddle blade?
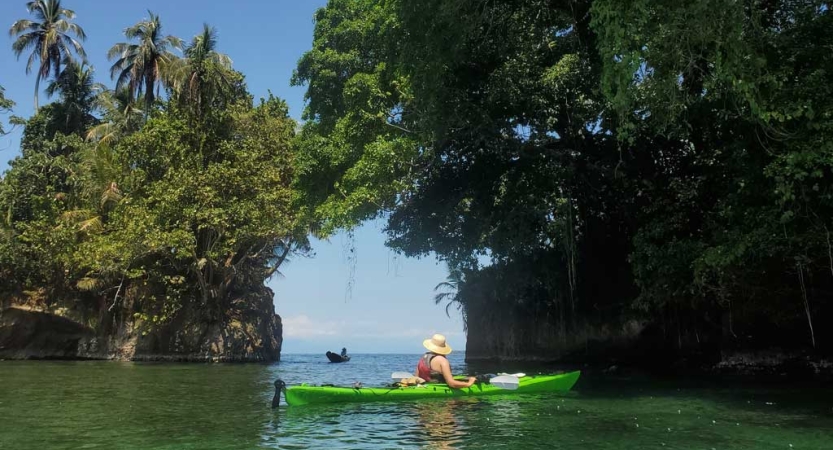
[391,371,413,379]
[489,375,519,390]
[497,372,526,378]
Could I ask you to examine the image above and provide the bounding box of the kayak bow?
[273,371,580,407]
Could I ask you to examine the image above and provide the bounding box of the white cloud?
[281,315,465,346]
[350,327,465,339]
[282,315,341,338]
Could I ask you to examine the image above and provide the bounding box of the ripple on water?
[1,355,832,449]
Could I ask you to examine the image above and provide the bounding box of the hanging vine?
[342,228,357,302]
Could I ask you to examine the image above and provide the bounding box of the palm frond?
[60,208,95,222]
[434,280,456,291]
[107,43,133,60]
[78,216,103,233]
[25,50,39,74]
[59,34,85,59]
[122,26,142,41]
[58,7,77,21]
[65,20,85,41]
[9,20,35,37]
[163,35,185,51]
[433,291,455,304]
[10,31,40,56]
[100,182,122,209]
[76,277,103,292]
[85,122,115,144]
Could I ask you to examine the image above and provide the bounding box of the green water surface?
[0,354,830,449]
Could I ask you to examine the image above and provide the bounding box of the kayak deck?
[280,371,580,406]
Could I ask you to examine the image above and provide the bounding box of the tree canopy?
[0,86,15,135]
[3,0,831,360]
[2,7,309,334]
[293,0,833,354]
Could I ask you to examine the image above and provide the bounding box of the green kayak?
[273,371,580,406]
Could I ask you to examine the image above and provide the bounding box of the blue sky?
[0,0,465,354]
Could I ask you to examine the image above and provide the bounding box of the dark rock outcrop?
[464,305,831,376]
[0,286,282,362]
[465,314,649,363]
[0,307,95,359]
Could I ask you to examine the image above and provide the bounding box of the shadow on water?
[572,370,833,419]
[466,356,833,418]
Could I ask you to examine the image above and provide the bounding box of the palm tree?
[9,0,87,110]
[45,58,100,134]
[171,24,233,117]
[107,11,183,108]
[61,145,125,292]
[434,264,467,329]
[86,87,144,147]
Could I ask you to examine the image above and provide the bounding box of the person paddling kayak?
[415,334,476,389]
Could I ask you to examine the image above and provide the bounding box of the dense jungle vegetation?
[0,1,307,334]
[2,0,831,361]
[292,0,833,359]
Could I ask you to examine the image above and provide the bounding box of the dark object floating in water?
[326,351,350,363]
[272,379,286,408]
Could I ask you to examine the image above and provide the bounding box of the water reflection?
[264,397,485,449]
[411,400,469,449]
[264,402,417,448]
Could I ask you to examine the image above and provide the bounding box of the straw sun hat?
[423,333,452,355]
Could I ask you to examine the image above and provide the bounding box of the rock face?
[465,312,648,363]
[0,307,96,359]
[464,304,832,376]
[0,286,282,362]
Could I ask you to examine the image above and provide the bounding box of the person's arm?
[438,357,476,389]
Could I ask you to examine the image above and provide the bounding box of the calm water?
[1,354,831,449]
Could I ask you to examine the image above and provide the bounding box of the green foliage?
[294,0,605,268]
[45,58,100,135]
[593,1,833,335]
[2,12,308,332]
[591,0,830,139]
[292,0,418,235]
[2,90,304,322]
[296,0,833,352]
[168,24,234,120]
[0,130,91,291]
[0,85,15,135]
[3,0,831,355]
[85,87,144,147]
[65,92,302,318]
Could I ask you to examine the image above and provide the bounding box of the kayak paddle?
[390,372,521,390]
[391,371,525,379]
[488,375,520,390]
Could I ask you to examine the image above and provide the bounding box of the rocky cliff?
[0,286,282,362]
[464,300,832,376]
